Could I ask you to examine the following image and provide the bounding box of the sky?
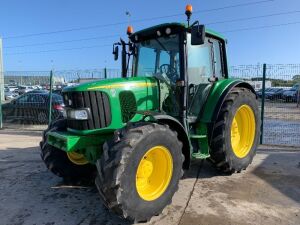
[1,0,300,71]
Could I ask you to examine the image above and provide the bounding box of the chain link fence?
[229,64,300,147]
[1,64,300,146]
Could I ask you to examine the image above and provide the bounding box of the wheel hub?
[67,151,89,165]
[136,146,173,201]
[231,104,256,158]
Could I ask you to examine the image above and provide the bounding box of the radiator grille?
[119,91,137,123]
[64,91,111,130]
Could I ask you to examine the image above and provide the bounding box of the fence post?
[48,70,53,126]
[260,63,267,144]
[104,67,107,79]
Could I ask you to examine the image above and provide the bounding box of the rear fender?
[199,79,256,123]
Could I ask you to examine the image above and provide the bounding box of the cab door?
[187,34,225,119]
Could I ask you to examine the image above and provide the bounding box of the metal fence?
[1,64,300,147]
[0,69,121,130]
[229,64,300,147]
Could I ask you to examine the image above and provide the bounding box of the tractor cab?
[114,17,228,123]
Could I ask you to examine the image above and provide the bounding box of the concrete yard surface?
[0,129,299,225]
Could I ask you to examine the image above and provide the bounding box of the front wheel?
[209,88,260,173]
[40,119,96,182]
[95,123,184,223]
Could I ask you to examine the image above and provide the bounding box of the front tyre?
[209,88,260,173]
[40,119,96,182]
[95,123,184,223]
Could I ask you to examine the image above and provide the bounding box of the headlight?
[67,109,89,120]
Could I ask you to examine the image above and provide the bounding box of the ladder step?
[192,152,210,159]
[190,135,207,139]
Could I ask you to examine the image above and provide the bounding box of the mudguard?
[199,79,256,123]
[140,113,191,169]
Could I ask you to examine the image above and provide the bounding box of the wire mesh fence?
[0,69,122,130]
[229,64,300,147]
[0,64,300,147]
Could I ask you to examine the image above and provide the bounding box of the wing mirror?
[191,25,205,45]
[113,45,119,61]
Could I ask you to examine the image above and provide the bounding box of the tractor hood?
[62,76,160,134]
[63,76,158,93]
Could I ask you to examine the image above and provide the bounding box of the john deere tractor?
[40,5,260,223]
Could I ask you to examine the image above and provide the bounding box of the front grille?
[64,91,112,130]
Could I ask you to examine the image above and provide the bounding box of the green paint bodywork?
[63,76,159,135]
[48,131,112,163]
[46,23,247,165]
[200,79,240,123]
[190,123,210,159]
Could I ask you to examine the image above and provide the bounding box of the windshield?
[134,34,180,84]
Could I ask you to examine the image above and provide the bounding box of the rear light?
[53,104,63,110]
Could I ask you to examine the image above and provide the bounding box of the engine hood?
[62,76,158,92]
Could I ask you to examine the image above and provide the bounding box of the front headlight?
[67,109,89,120]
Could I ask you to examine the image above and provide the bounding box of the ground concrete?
[0,129,299,225]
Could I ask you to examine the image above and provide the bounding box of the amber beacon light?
[185,4,193,26]
[127,25,133,35]
[185,4,193,15]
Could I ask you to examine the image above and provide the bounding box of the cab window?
[187,34,224,85]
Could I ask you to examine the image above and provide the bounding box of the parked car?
[53,89,63,95]
[4,90,19,100]
[28,89,49,94]
[265,88,284,100]
[17,86,33,95]
[2,92,64,124]
[256,88,273,98]
[282,88,299,102]
[6,85,18,92]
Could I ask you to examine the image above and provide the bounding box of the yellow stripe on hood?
[87,82,156,90]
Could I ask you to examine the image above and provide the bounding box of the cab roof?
[132,22,226,41]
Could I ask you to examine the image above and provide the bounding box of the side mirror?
[113,46,119,61]
[191,25,205,45]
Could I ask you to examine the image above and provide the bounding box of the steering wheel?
[159,64,178,82]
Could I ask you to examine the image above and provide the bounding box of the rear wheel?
[95,122,184,222]
[37,111,48,124]
[209,88,260,173]
[40,119,96,182]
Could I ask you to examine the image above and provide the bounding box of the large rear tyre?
[40,119,96,182]
[95,123,184,223]
[209,88,260,173]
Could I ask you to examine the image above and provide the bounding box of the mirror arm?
[190,20,199,28]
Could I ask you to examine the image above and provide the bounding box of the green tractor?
[40,5,260,223]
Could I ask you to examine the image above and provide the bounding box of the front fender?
[199,79,256,123]
[152,114,191,169]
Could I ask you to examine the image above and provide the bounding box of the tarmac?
[0,129,299,225]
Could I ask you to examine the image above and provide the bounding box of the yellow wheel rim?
[67,151,89,165]
[136,146,173,201]
[231,104,256,158]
